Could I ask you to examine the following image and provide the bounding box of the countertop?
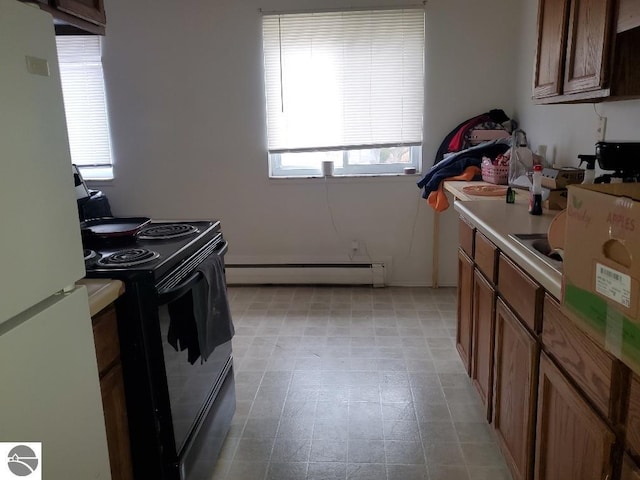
[452,189,562,299]
[77,279,125,317]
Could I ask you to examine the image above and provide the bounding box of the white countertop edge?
[454,202,562,300]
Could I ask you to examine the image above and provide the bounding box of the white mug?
[322,160,334,176]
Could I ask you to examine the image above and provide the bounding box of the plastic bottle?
[529,164,543,215]
[505,186,515,204]
[578,154,596,184]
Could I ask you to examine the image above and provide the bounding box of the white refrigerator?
[0,1,112,479]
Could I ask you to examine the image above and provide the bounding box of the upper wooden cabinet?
[533,0,571,98]
[533,0,640,103]
[22,0,106,34]
[563,0,615,94]
[617,0,640,32]
[55,0,106,26]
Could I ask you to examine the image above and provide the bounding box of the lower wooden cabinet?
[457,248,474,374]
[534,353,615,480]
[622,454,640,480]
[542,294,619,423]
[493,298,539,480]
[471,269,495,422]
[92,305,134,480]
[101,363,133,480]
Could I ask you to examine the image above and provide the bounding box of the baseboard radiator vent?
[226,263,386,287]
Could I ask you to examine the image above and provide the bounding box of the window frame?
[56,35,114,181]
[262,8,425,179]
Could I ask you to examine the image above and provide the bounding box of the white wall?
[95,0,521,286]
[514,0,640,169]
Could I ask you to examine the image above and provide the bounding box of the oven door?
[156,241,233,461]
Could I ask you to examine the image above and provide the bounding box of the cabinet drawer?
[542,295,618,422]
[627,374,640,454]
[498,254,543,333]
[459,217,475,258]
[92,305,120,375]
[475,232,498,283]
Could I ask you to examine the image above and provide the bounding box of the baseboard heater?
[225,263,386,287]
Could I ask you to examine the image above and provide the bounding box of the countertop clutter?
[451,182,562,298]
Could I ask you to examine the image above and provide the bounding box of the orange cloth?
[427,166,482,212]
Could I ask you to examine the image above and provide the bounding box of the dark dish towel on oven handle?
[167,255,235,364]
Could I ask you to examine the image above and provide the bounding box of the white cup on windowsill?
[322,161,334,176]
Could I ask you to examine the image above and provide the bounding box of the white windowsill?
[269,173,422,183]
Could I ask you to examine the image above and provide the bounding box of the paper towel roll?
[322,161,334,176]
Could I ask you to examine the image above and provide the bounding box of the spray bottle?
[578,154,596,184]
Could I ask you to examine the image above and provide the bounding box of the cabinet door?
[533,0,571,98]
[534,353,615,480]
[626,374,640,455]
[101,363,134,480]
[563,0,615,94]
[493,299,539,480]
[471,269,496,422]
[55,0,106,25]
[457,249,474,374]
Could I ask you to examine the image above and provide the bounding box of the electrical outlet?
[351,240,359,254]
[597,116,607,142]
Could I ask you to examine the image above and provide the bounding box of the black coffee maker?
[72,164,112,221]
[594,142,640,183]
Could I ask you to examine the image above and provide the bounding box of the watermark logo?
[0,443,41,480]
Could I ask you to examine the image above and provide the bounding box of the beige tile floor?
[209,286,512,480]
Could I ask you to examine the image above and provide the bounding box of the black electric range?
[84,219,236,480]
[84,220,222,280]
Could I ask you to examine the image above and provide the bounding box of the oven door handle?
[157,270,203,305]
[157,240,228,305]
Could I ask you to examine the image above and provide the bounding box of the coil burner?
[137,224,199,240]
[96,248,160,268]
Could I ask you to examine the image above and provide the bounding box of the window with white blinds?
[262,9,425,177]
[56,36,113,180]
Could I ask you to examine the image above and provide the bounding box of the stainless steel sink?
[508,233,563,273]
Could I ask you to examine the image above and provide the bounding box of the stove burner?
[137,224,199,240]
[97,248,160,268]
[84,249,97,262]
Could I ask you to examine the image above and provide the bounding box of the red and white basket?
[481,163,509,185]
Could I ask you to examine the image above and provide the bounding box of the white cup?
[321,160,334,176]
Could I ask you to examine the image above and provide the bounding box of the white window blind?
[56,35,113,180]
[263,9,425,154]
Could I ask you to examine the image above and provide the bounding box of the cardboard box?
[543,189,567,210]
[541,167,585,189]
[563,183,640,373]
